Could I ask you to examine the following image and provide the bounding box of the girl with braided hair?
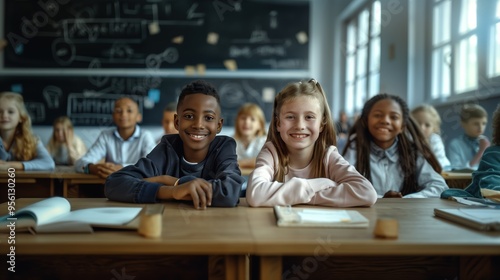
[342,93,448,198]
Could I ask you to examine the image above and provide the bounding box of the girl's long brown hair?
[267,79,336,182]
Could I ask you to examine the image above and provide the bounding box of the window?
[431,0,500,100]
[488,0,500,77]
[343,1,381,115]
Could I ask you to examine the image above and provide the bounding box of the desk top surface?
[0,166,102,180]
[1,198,499,256]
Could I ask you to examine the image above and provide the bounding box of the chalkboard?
[4,0,309,70]
[0,76,302,126]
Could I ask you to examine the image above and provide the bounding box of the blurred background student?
[158,102,177,142]
[75,97,156,179]
[411,104,450,169]
[233,103,267,169]
[46,116,87,166]
[335,110,351,152]
[0,91,55,171]
[447,104,490,170]
[441,104,500,199]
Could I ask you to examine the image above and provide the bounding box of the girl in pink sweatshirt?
[246,79,377,207]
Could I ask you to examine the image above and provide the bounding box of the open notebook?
[0,197,143,233]
[273,205,369,228]
[434,208,500,231]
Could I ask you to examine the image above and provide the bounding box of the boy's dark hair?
[460,104,488,122]
[342,93,441,196]
[177,80,220,110]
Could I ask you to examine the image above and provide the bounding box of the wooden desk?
[240,168,253,176]
[0,166,104,201]
[246,198,500,280]
[442,171,473,189]
[0,198,252,280]
[2,198,499,280]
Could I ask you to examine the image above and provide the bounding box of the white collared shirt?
[343,138,448,198]
[75,125,156,172]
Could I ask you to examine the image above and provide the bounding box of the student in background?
[75,97,156,178]
[105,80,244,209]
[411,104,450,169]
[157,102,177,142]
[447,104,490,170]
[335,111,351,137]
[0,92,55,171]
[342,93,448,198]
[246,79,377,207]
[46,116,87,165]
[233,103,267,169]
[442,104,500,199]
[335,111,351,152]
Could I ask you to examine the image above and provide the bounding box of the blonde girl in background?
[0,92,55,170]
[411,104,450,169]
[233,103,267,169]
[246,79,377,207]
[46,116,87,165]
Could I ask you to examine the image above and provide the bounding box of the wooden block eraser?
[138,205,164,238]
[373,218,398,239]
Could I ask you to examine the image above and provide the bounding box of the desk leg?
[260,256,282,280]
[208,255,248,280]
[49,179,54,196]
[63,180,68,197]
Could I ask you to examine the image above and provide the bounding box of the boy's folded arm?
[105,157,163,203]
[209,159,244,207]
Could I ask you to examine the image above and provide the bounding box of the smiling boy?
[105,80,244,208]
[75,97,156,178]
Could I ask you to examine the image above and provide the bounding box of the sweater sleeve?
[404,154,449,198]
[105,150,164,203]
[205,138,245,207]
[311,146,377,207]
[22,141,55,171]
[246,143,334,207]
[74,132,108,173]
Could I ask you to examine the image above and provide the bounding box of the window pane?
[459,0,476,34]
[371,1,381,36]
[489,23,500,77]
[455,35,478,93]
[433,0,451,45]
[358,9,369,46]
[432,46,451,98]
[357,46,367,76]
[356,78,366,111]
[347,22,357,54]
[346,84,354,115]
[346,54,355,82]
[369,73,380,97]
[369,37,380,72]
[496,0,500,19]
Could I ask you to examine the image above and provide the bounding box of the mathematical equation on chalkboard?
[4,0,309,70]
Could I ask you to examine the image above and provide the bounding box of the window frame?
[428,0,500,103]
[341,0,381,116]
